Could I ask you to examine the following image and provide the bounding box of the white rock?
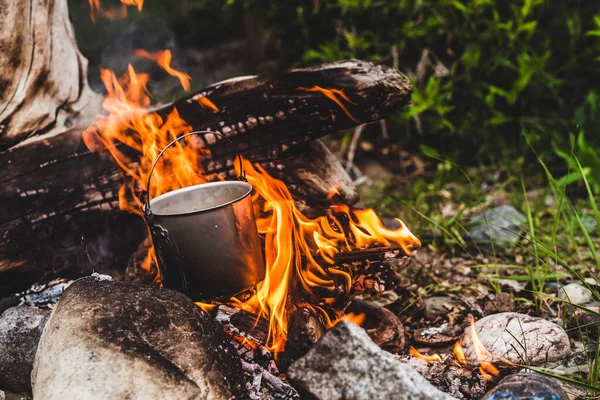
[558,283,593,305]
[461,312,570,366]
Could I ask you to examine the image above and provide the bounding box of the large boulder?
[32,275,247,399]
[0,306,50,392]
[288,321,452,400]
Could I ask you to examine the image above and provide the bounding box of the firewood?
[283,304,327,364]
[214,305,269,347]
[1,59,411,296]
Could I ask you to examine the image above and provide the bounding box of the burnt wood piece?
[241,361,299,400]
[214,305,269,348]
[346,299,405,353]
[283,305,327,365]
[333,247,405,297]
[1,60,411,297]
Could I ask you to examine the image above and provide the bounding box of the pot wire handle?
[144,130,245,218]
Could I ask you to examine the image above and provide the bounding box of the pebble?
[557,282,593,305]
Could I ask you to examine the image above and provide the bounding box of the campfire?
[83,57,422,353]
[1,0,578,398]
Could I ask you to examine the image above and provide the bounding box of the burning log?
[1,57,411,296]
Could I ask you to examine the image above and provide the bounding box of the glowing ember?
[225,332,259,350]
[134,50,191,91]
[410,346,442,363]
[88,0,143,23]
[85,59,421,353]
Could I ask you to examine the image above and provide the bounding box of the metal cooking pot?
[143,131,265,300]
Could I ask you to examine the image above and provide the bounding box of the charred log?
[1,59,411,296]
[346,299,405,353]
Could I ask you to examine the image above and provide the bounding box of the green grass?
[359,140,600,393]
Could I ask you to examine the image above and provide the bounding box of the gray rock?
[557,282,593,305]
[32,276,247,400]
[461,313,570,366]
[288,321,453,400]
[0,307,50,392]
[467,205,526,245]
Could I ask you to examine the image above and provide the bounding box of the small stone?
[356,290,400,308]
[467,205,526,246]
[288,321,453,400]
[32,276,246,399]
[498,279,526,292]
[461,312,570,366]
[423,296,465,321]
[557,283,593,305]
[482,373,568,400]
[0,307,50,392]
[584,277,599,286]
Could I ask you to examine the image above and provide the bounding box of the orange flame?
[468,317,499,380]
[83,64,215,216]
[341,312,366,326]
[298,86,360,124]
[453,341,467,366]
[197,96,220,112]
[237,161,420,351]
[88,0,143,23]
[452,317,500,381]
[195,302,218,314]
[85,61,421,353]
[410,346,442,363]
[134,50,191,91]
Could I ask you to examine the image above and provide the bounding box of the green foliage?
[221,0,600,168]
